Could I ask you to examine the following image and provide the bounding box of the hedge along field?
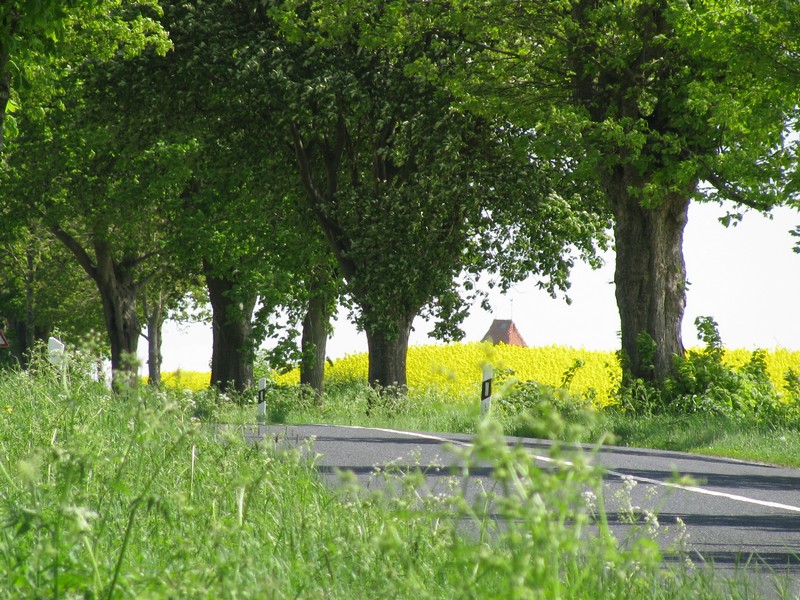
[716,347,800,391]
[272,342,800,407]
[156,343,800,406]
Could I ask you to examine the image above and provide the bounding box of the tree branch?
[704,171,773,211]
[120,250,161,272]
[49,225,98,281]
[290,122,357,283]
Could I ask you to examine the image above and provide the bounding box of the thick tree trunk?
[608,170,690,383]
[49,229,142,389]
[8,317,48,368]
[300,293,329,395]
[9,245,43,368]
[96,272,140,389]
[205,263,256,393]
[142,290,164,386]
[364,314,414,390]
[84,242,143,389]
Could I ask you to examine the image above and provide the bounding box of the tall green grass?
[0,351,763,598]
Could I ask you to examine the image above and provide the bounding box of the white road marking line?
[328,424,800,514]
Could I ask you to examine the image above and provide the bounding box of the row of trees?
[2,1,799,397]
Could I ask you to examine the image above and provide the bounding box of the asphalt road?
[235,423,800,595]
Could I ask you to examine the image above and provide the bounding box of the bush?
[619,317,800,425]
[491,359,603,442]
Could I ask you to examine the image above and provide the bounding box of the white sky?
[146,202,800,372]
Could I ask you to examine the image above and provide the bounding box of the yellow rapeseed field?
[158,344,800,406]
[318,342,619,405]
[274,343,800,406]
[275,342,619,404]
[153,370,211,392]
[712,347,800,392]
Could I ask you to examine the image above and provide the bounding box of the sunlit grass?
[3,361,752,599]
[603,412,800,467]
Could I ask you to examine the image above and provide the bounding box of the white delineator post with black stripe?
[481,364,493,415]
[257,377,267,424]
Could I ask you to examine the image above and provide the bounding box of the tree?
[1,1,173,385]
[0,221,103,367]
[139,270,203,386]
[60,0,266,392]
[126,0,342,393]
[268,1,608,389]
[43,131,193,385]
[5,76,189,386]
[396,0,800,383]
[0,0,77,153]
[0,1,168,154]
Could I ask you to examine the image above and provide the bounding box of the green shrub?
[618,317,800,426]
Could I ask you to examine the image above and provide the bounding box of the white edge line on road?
[328,424,800,515]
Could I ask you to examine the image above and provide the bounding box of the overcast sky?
[149,202,800,372]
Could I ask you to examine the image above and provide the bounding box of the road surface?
[232,423,800,595]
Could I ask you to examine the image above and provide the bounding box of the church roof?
[481,319,528,347]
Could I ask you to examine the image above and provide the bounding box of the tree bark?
[204,263,256,393]
[299,292,329,395]
[10,318,27,367]
[142,290,164,386]
[8,243,42,368]
[364,314,414,390]
[7,317,48,368]
[74,239,143,389]
[608,169,689,383]
[95,262,140,388]
[24,244,36,356]
[50,227,142,388]
[0,43,11,155]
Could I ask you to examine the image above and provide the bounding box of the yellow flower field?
[157,343,800,407]
[274,342,620,403]
[711,347,800,392]
[151,370,211,391]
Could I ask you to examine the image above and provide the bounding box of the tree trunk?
[142,290,164,386]
[0,44,11,155]
[24,244,36,356]
[608,170,690,383]
[7,244,42,368]
[10,318,28,367]
[8,320,50,369]
[7,317,30,368]
[96,268,141,389]
[365,314,414,390]
[205,263,256,393]
[300,292,329,395]
[49,229,142,389]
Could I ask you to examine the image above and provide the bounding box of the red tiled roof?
[481,319,527,347]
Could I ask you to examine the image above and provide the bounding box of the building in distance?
[481,319,527,347]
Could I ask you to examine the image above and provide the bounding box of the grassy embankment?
[163,342,800,467]
[1,354,782,599]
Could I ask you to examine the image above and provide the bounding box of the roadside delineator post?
[257,377,267,424]
[481,364,493,416]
